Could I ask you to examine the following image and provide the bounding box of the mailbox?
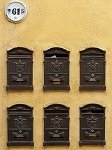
[43,47,70,90]
[80,48,106,90]
[6,47,33,90]
[7,104,34,146]
[79,104,105,145]
[44,104,70,146]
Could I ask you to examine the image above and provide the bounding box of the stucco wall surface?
[0,0,112,150]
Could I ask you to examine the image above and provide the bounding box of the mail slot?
[44,104,70,146]
[79,104,105,145]
[7,104,34,146]
[43,47,70,90]
[6,47,33,90]
[80,47,106,90]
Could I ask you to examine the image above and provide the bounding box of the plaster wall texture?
[0,0,112,150]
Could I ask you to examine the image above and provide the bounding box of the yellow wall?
[0,0,112,150]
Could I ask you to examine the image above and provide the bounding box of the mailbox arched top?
[44,47,69,56]
[8,104,33,110]
[45,104,69,110]
[80,47,105,55]
[80,103,105,113]
[7,47,33,55]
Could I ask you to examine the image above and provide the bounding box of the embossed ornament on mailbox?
[44,104,70,146]
[7,104,34,146]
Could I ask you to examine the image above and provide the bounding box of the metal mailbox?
[80,48,106,90]
[43,47,70,90]
[44,104,70,146]
[6,47,33,90]
[7,104,34,146]
[79,104,105,145]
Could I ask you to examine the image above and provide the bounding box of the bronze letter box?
[79,104,105,145]
[43,47,70,90]
[6,47,33,90]
[80,48,106,90]
[44,104,70,146]
[7,104,34,146]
